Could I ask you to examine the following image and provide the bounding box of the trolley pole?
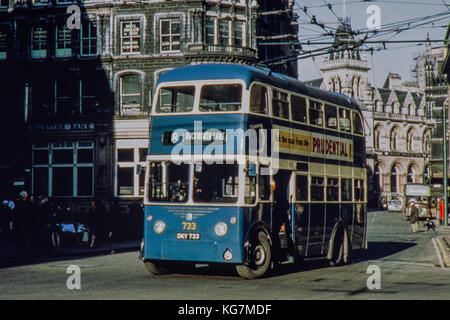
[444,103,448,226]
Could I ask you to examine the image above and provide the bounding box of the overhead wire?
[260,1,450,69]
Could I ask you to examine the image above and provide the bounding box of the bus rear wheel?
[144,260,169,275]
[236,231,271,279]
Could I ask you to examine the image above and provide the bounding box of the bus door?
[272,170,293,251]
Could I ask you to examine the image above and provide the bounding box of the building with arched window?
[308,22,436,207]
[0,0,300,220]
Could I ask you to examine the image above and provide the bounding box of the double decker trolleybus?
[140,63,367,279]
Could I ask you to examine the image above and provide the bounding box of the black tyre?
[144,260,169,275]
[236,231,272,279]
[329,228,349,267]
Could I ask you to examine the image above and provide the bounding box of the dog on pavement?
[423,220,436,233]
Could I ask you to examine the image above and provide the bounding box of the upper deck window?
[272,89,289,119]
[309,100,323,127]
[291,95,307,123]
[352,112,364,135]
[339,108,351,132]
[199,84,242,112]
[250,84,268,114]
[156,86,195,113]
[325,104,337,129]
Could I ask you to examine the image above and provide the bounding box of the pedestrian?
[108,200,123,243]
[14,191,32,250]
[128,200,143,240]
[29,194,41,252]
[37,194,53,256]
[50,203,63,247]
[409,199,420,233]
[89,199,105,248]
[0,200,9,242]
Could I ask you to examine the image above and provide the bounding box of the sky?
[293,0,449,88]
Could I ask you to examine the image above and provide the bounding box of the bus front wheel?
[236,231,271,279]
[144,260,169,275]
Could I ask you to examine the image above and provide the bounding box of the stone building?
[0,0,299,219]
[307,23,434,207]
[416,42,449,185]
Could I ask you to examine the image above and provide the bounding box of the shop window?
[31,141,94,197]
[118,148,134,162]
[77,167,93,196]
[116,142,148,197]
[52,167,74,196]
[117,167,134,196]
[33,167,48,196]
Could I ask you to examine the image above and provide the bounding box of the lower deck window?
[311,177,324,201]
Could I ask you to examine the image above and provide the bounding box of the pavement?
[0,238,141,261]
[434,222,450,268]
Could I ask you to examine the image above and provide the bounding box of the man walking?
[409,199,420,233]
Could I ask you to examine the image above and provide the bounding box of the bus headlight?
[214,222,228,237]
[153,220,166,234]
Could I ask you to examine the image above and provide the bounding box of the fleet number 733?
[182,222,197,230]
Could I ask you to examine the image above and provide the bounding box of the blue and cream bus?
[140,63,367,279]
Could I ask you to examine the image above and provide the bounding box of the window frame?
[31,25,47,59]
[115,140,148,198]
[160,18,181,53]
[120,20,142,55]
[55,24,72,57]
[0,26,7,59]
[31,141,94,197]
[81,19,97,56]
[119,73,143,115]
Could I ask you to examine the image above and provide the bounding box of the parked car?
[387,199,402,212]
